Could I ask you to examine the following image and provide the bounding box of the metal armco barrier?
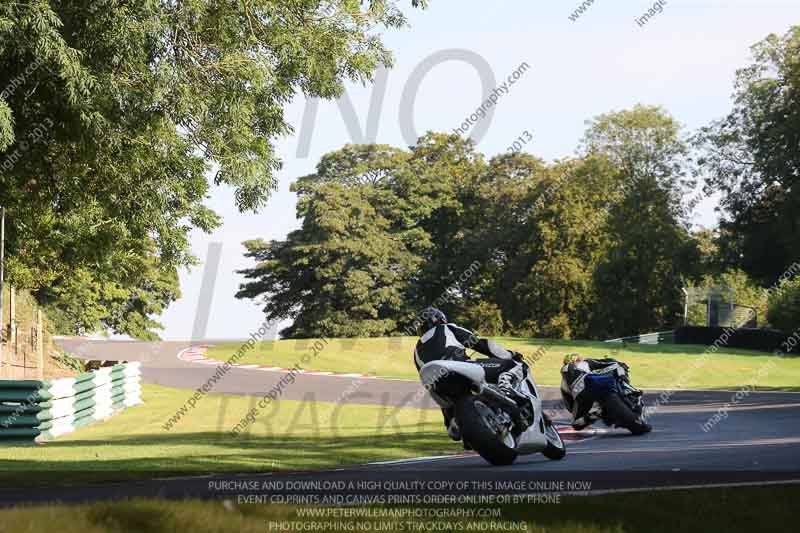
[0,362,142,444]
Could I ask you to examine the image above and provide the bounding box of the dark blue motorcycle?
[584,369,651,435]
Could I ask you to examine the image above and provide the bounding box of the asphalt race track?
[57,338,439,408]
[1,338,798,506]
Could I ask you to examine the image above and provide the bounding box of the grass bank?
[0,384,451,485]
[207,336,800,390]
[1,485,797,533]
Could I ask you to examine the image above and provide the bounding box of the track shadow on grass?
[0,425,455,488]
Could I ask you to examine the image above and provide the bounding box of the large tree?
[237,143,426,337]
[582,105,700,338]
[0,1,425,337]
[237,133,491,338]
[516,157,623,339]
[696,26,800,285]
[403,133,488,311]
[455,152,544,333]
[470,153,618,339]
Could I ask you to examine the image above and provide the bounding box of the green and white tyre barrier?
[0,362,143,443]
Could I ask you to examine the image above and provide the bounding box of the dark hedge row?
[674,326,799,354]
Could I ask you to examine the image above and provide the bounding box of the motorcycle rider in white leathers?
[412,307,527,441]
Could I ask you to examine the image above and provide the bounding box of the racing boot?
[444,413,461,441]
[447,418,462,440]
[497,363,528,404]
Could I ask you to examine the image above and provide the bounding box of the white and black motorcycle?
[419,359,566,466]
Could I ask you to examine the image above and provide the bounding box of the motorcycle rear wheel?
[455,395,518,466]
[603,393,651,435]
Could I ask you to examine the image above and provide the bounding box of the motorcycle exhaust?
[475,384,518,410]
[474,384,527,430]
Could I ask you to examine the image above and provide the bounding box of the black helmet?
[419,307,447,334]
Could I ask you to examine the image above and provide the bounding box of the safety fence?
[605,330,677,345]
[0,286,50,380]
[0,362,142,444]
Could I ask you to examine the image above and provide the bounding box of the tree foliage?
[768,277,800,332]
[239,108,700,339]
[0,0,423,337]
[237,154,424,337]
[237,136,459,337]
[696,26,800,286]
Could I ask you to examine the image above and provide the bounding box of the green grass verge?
[0,384,451,485]
[208,336,800,391]
[1,485,797,533]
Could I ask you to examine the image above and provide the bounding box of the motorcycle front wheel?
[541,413,566,460]
[455,395,518,466]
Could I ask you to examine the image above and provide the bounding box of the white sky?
[156,0,800,340]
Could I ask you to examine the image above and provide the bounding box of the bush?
[674,326,793,353]
[768,277,800,332]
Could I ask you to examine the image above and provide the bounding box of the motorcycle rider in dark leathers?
[560,352,651,432]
